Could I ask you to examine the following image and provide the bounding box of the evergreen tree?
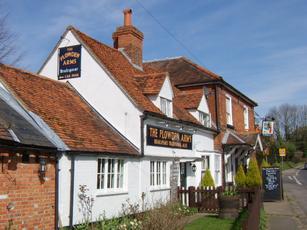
[235,164,246,189]
[200,169,215,187]
[246,157,262,188]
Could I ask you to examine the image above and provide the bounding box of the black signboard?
[58,45,81,80]
[262,167,282,201]
[146,125,192,150]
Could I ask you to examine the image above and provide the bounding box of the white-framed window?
[226,95,233,125]
[160,97,172,117]
[97,158,125,191]
[150,160,168,188]
[243,105,249,130]
[199,111,211,128]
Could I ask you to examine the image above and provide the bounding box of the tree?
[235,164,246,189]
[0,2,21,64]
[246,157,262,188]
[200,169,215,187]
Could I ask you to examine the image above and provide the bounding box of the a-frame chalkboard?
[262,167,282,201]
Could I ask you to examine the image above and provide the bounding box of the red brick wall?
[0,152,55,229]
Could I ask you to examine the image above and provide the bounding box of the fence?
[177,186,221,213]
[178,186,261,230]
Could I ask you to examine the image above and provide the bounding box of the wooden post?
[188,186,195,208]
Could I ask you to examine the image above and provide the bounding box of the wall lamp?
[191,163,197,173]
[39,158,47,178]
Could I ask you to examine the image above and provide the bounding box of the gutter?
[140,115,145,156]
[69,155,75,229]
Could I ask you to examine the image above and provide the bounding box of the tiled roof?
[0,64,138,155]
[173,88,204,110]
[144,57,220,86]
[70,27,162,114]
[0,97,54,147]
[133,72,166,95]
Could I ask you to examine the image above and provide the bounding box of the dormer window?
[243,105,249,130]
[160,97,171,117]
[199,111,211,128]
[226,95,233,126]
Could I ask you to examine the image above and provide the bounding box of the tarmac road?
[282,166,307,227]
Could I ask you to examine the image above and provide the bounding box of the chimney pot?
[123,8,132,26]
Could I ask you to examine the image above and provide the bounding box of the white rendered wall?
[39,31,142,148]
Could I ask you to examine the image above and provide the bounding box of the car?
[304,163,307,170]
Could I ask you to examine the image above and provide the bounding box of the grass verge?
[184,215,234,230]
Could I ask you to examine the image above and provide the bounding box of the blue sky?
[3,0,307,115]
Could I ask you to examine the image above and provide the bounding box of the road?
[282,166,307,227]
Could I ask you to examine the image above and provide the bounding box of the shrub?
[235,164,246,189]
[261,159,270,168]
[200,169,215,187]
[246,157,262,188]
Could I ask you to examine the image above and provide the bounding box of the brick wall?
[0,152,55,230]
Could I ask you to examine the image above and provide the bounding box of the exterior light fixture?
[191,163,196,173]
[39,158,47,178]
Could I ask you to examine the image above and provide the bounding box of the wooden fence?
[177,186,221,213]
[178,186,261,230]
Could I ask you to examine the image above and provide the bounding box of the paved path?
[264,166,307,230]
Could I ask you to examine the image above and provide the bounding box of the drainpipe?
[69,154,75,229]
[140,114,146,156]
[55,152,61,230]
[221,146,226,189]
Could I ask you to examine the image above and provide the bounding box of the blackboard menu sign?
[146,125,192,150]
[262,167,282,201]
[58,45,81,80]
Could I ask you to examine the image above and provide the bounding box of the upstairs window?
[226,95,233,126]
[243,105,249,130]
[199,111,211,128]
[97,158,125,191]
[160,97,172,117]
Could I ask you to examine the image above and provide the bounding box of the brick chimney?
[112,9,144,68]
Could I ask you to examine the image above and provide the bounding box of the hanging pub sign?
[146,125,192,150]
[262,120,274,136]
[58,45,81,80]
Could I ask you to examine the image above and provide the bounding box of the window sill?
[95,190,128,197]
[150,187,171,192]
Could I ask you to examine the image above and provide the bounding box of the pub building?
[38,9,219,227]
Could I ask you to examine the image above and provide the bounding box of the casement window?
[226,95,233,125]
[150,160,168,188]
[243,105,249,130]
[199,111,211,128]
[97,158,125,190]
[160,97,172,117]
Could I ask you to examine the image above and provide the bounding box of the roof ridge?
[143,56,183,63]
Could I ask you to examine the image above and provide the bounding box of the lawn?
[184,216,234,230]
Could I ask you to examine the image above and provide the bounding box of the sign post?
[279,148,286,171]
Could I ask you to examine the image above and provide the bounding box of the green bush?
[235,164,246,189]
[200,169,215,187]
[246,157,262,188]
[261,159,270,168]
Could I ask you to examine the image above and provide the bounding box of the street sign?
[279,148,286,157]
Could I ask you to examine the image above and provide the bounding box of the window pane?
[97,159,105,189]
[162,162,166,185]
[117,160,124,188]
[107,159,115,188]
[150,161,155,186]
[156,162,161,185]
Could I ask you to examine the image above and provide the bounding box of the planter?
[219,195,240,219]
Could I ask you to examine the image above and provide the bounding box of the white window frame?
[160,97,172,117]
[97,158,126,193]
[243,105,249,130]
[150,160,168,189]
[226,95,233,126]
[199,111,211,128]
[201,155,210,178]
